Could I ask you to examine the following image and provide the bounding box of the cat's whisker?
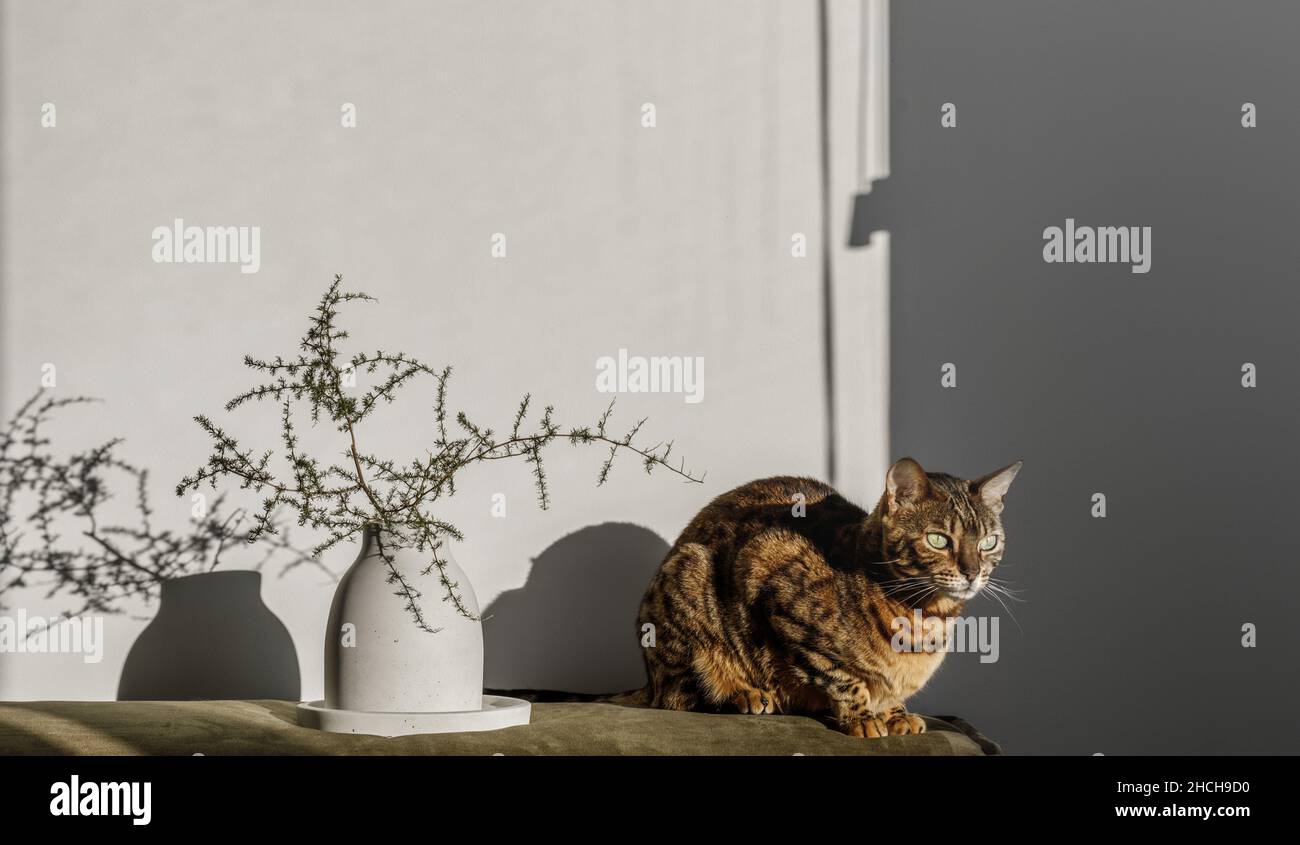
[876,574,927,588]
[980,585,1024,633]
[916,591,943,609]
[981,581,1020,598]
[880,578,930,597]
[878,576,926,588]
[897,582,939,606]
[983,580,1027,602]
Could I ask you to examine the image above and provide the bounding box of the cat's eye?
[979,534,999,551]
[925,533,949,550]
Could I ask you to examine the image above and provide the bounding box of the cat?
[636,457,1020,737]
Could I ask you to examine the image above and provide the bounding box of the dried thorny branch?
[0,392,330,618]
[176,274,704,632]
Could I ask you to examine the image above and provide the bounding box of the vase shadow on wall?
[117,570,300,701]
[483,522,668,696]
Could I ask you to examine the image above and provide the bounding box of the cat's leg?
[691,647,781,714]
[728,687,779,715]
[765,606,889,734]
[823,676,890,738]
[784,658,889,737]
[879,701,927,735]
[639,617,702,711]
[648,671,703,711]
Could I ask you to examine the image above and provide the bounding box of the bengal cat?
[636,457,1021,738]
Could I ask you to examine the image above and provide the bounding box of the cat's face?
[879,458,1021,602]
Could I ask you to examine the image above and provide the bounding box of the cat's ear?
[973,460,1022,513]
[885,457,932,512]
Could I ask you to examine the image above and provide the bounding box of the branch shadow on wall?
[483,522,668,696]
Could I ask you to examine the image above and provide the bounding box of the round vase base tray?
[297,694,531,737]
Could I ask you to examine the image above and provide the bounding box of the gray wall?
[889,1,1300,754]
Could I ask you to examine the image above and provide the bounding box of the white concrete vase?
[300,525,530,736]
[326,526,483,712]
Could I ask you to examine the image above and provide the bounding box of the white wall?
[0,0,886,700]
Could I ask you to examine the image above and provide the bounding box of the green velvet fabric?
[0,700,996,755]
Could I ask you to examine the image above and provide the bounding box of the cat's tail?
[485,687,649,706]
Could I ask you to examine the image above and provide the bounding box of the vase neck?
[362,524,401,547]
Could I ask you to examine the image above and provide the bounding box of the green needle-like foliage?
[177,275,704,632]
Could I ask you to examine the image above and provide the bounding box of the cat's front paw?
[731,688,778,715]
[883,710,926,735]
[841,715,889,738]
